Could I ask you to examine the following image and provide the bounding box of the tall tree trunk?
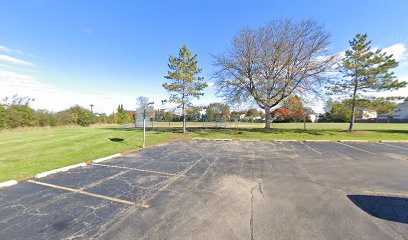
[182,102,186,134]
[303,114,306,130]
[349,82,358,132]
[182,87,186,134]
[264,106,271,129]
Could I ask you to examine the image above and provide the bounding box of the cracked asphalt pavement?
[1,140,408,239]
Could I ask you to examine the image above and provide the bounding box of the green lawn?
[188,123,408,141]
[154,121,408,130]
[0,123,407,182]
[0,125,187,182]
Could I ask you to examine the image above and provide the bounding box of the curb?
[35,153,123,178]
[303,140,331,142]
[192,138,232,141]
[190,139,406,143]
[0,180,18,189]
[339,140,369,142]
[35,162,87,178]
[273,140,298,142]
[92,153,122,163]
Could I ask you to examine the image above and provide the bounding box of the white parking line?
[299,142,322,154]
[27,180,149,208]
[336,142,374,154]
[92,163,183,177]
[378,142,408,151]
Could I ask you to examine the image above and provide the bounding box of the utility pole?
[143,102,154,148]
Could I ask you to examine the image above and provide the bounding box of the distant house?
[356,109,377,120]
[238,114,246,121]
[377,99,408,123]
[376,114,389,122]
[309,114,317,122]
[390,99,408,122]
[238,114,263,122]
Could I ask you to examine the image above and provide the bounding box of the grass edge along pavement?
[0,123,407,182]
[0,126,189,182]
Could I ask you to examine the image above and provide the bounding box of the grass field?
[0,125,188,182]
[0,123,407,182]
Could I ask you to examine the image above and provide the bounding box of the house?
[309,114,317,122]
[238,114,264,122]
[356,109,377,120]
[390,99,408,122]
[377,99,408,123]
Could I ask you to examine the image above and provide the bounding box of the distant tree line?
[153,94,401,124]
[1,94,400,130]
[153,96,314,123]
[0,95,111,129]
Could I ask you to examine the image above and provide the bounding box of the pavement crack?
[256,180,264,198]
[250,142,256,240]
[250,185,255,240]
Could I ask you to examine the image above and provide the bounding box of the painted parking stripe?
[363,190,408,197]
[378,142,408,151]
[27,180,150,208]
[336,142,374,154]
[298,142,322,154]
[92,163,183,177]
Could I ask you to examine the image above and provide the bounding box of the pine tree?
[163,45,207,133]
[334,33,406,131]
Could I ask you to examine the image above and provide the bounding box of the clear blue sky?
[1,0,407,113]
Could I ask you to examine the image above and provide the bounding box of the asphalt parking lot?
[0,140,407,239]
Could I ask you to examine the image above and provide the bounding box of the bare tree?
[2,95,34,106]
[136,96,150,109]
[136,96,155,119]
[213,19,335,128]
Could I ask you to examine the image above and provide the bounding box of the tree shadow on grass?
[347,195,408,224]
[100,127,336,136]
[101,127,191,135]
[101,127,175,133]
[363,129,408,134]
[209,128,340,136]
[109,137,124,142]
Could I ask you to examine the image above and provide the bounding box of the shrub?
[4,105,36,128]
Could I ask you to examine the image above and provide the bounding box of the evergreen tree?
[334,34,406,131]
[163,45,207,133]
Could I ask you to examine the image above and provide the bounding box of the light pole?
[143,102,154,148]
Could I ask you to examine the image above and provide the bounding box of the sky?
[0,0,407,114]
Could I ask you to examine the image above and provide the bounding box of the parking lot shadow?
[348,195,408,224]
